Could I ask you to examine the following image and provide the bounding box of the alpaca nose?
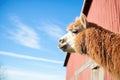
[58,38,66,49]
[59,38,65,44]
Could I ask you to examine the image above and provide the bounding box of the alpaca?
[58,14,120,79]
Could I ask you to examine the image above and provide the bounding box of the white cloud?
[0,51,63,64]
[6,69,65,80]
[40,22,65,39]
[9,16,40,49]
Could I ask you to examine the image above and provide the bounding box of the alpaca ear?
[80,13,87,29]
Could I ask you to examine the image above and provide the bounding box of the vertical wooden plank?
[91,63,104,80]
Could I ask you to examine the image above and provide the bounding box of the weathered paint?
[66,0,120,80]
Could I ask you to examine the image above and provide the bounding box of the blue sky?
[0,0,83,80]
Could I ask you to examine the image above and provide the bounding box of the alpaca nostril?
[59,39,65,43]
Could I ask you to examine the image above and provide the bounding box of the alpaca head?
[58,14,87,53]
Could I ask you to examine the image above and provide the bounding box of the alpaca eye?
[72,29,78,34]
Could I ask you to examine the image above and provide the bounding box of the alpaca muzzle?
[58,38,67,51]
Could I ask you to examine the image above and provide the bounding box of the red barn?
[64,0,120,80]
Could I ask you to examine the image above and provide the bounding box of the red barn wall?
[87,0,120,33]
[66,54,90,80]
[66,0,120,80]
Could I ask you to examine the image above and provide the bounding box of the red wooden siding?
[66,0,120,80]
[87,0,120,33]
[66,54,90,80]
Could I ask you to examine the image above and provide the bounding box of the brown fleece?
[70,22,120,79]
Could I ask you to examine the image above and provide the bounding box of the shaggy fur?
[68,19,120,79]
[58,14,120,79]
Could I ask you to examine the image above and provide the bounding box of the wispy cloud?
[9,16,40,49]
[40,22,65,39]
[6,69,65,80]
[0,51,63,64]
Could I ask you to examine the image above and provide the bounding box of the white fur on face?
[58,14,87,53]
[58,31,76,53]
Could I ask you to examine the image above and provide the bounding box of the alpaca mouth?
[58,44,67,51]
